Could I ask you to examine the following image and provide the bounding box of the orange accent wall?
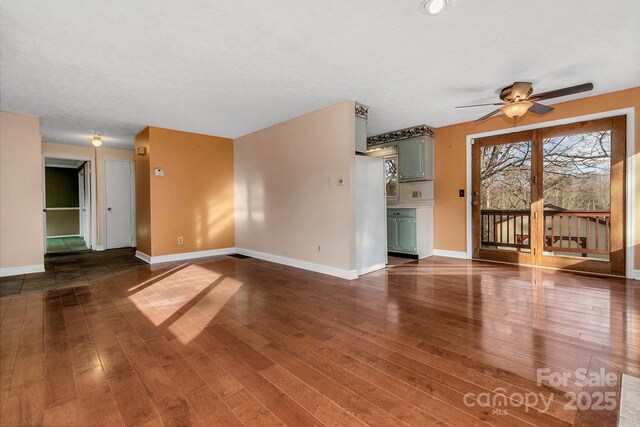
[433,86,640,269]
[134,127,151,254]
[135,126,234,257]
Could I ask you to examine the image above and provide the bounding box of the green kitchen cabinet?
[398,136,434,182]
[355,116,367,153]
[387,209,417,254]
[397,217,417,253]
[387,216,399,250]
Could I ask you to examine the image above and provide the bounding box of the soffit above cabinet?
[355,103,369,120]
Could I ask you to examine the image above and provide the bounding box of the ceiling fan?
[456,82,594,122]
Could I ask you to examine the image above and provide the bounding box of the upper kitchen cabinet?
[355,103,368,153]
[398,136,434,182]
[366,125,434,182]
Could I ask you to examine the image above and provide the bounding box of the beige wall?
[135,126,235,257]
[0,111,44,273]
[434,87,640,270]
[42,142,134,248]
[234,100,356,272]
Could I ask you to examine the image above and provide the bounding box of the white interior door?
[105,160,133,249]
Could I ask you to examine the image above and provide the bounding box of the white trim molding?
[135,247,235,264]
[236,248,359,280]
[464,107,636,279]
[0,264,45,277]
[633,270,640,281]
[358,263,386,276]
[433,249,469,259]
[135,251,151,263]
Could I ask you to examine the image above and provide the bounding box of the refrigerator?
[355,155,387,276]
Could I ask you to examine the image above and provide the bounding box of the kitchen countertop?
[387,200,434,208]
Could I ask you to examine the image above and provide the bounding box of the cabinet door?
[397,218,417,253]
[387,217,399,250]
[398,137,425,181]
[355,117,367,153]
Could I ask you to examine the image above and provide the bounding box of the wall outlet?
[412,191,422,198]
[317,245,321,252]
[177,236,184,245]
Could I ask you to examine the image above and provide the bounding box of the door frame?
[103,159,136,250]
[464,107,636,279]
[42,156,97,253]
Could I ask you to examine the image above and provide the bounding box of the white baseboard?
[135,251,151,263]
[358,263,386,276]
[0,264,45,277]
[432,249,469,259]
[93,245,105,251]
[136,247,236,264]
[236,248,358,280]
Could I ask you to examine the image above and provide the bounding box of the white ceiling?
[1,1,639,149]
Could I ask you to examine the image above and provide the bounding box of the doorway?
[471,116,626,276]
[43,158,93,253]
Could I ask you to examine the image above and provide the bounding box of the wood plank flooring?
[1,255,638,426]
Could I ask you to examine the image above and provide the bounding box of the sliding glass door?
[472,131,535,265]
[472,117,626,276]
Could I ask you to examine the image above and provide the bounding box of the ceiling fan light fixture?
[91,135,103,147]
[422,0,449,15]
[501,100,533,119]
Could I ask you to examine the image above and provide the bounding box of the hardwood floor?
[0,248,147,297]
[1,255,638,426]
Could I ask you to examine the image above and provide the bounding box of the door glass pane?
[384,156,398,201]
[542,130,611,261]
[480,141,531,253]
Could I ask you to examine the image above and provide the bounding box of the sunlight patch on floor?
[127,263,243,344]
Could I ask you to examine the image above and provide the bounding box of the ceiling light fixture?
[91,134,103,147]
[422,0,449,15]
[501,100,533,119]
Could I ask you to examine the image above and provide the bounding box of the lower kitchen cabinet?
[387,207,433,257]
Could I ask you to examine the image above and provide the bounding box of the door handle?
[107,207,112,212]
[43,209,47,212]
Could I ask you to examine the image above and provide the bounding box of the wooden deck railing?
[481,210,531,251]
[480,209,610,256]
[544,210,610,255]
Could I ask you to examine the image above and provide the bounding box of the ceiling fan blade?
[455,102,504,108]
[529,83,593,101]
[475,108,501,122]
[511,82,533,100]
[529,102,554,115]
